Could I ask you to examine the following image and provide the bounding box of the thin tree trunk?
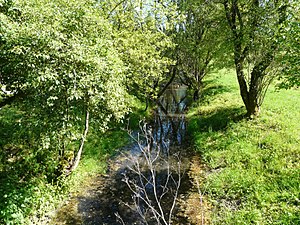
[144,98,149,111]
[157,66,177,98]
[70,109,89,172]
[235,53,250,111]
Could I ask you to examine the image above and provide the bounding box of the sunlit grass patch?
[188,70,300,224]
[68,129,130,192]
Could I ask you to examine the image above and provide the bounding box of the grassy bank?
[66,98,151,192]
[0,99,148,224]
[187,70,300,224]
[0,126,130,224]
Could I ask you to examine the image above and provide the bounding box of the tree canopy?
[277,1,300,88]
[174,0,226,100]
[0,0,176,176]
[0,0,299,223]
[0,0,298,173]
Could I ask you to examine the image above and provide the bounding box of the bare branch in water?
[121,122,184,225]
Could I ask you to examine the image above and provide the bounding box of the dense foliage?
[278,1,300,88]
[0,0,299,224]
[174,0,226,100]
[0,0,174,223]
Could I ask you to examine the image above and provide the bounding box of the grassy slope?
[48,99,150,222]
[0,126,131,224]
[187,69,300,225]
[0,98,148,224]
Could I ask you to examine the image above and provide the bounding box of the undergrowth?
[188,69,300,224]
[0,98,148,224]
[0,127,130,224]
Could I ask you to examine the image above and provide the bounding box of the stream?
[52,85,193,225]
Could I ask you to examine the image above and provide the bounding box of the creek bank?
[186,71,300,224]
[50,85,205,225]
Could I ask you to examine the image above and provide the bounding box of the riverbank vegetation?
[1,0,299,224]
[0,98,147,224]
[0,0,168,223]
[187,70,299,224]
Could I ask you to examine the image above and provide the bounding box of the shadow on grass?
[189,106,245,133]
[200,84,232,101]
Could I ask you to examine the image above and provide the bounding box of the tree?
[277,1,300,89]
[0,1,177,222]
[221,0,289,117]
[0,0,177,173]
[0,0,131,173]
[103,0,177,104]
[174,0,225,100]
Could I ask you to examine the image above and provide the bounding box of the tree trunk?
[70,109,89,172]
[224,0,283,118]
[245,98,260,117]
[236,62,261,118]
[246,53,274,117]
[193,89,199,101]
[157,65,177,98]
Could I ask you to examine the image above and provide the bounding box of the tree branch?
[157,65,177,99]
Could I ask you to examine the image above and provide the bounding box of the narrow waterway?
[52,85,193,225]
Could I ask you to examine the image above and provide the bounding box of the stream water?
[52,85,193,225]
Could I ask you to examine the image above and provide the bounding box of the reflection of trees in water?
[152,86,188,147]
[117,86,190,224]
[122,123,186,225]
[64,86,190,225]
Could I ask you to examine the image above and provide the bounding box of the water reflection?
[152,85,188,148]
[53,85,190,225]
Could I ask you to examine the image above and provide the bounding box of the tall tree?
[0,0,175,172]
[0,0,131,171]
[103,0,177,103]
[222,0,289,117]
[174,0,227,100]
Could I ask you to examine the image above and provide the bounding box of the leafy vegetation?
[0,101,148,224]
[174,0,226,101]
[0,0,299,223]
[278,1,300,89]
[188,70,300,224]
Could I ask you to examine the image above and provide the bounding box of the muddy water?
[52,85,193,225]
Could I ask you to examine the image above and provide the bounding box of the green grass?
[187,69,300,225]
[0,127,131,224]
[67,129,130,193]
[0,97,147,224]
